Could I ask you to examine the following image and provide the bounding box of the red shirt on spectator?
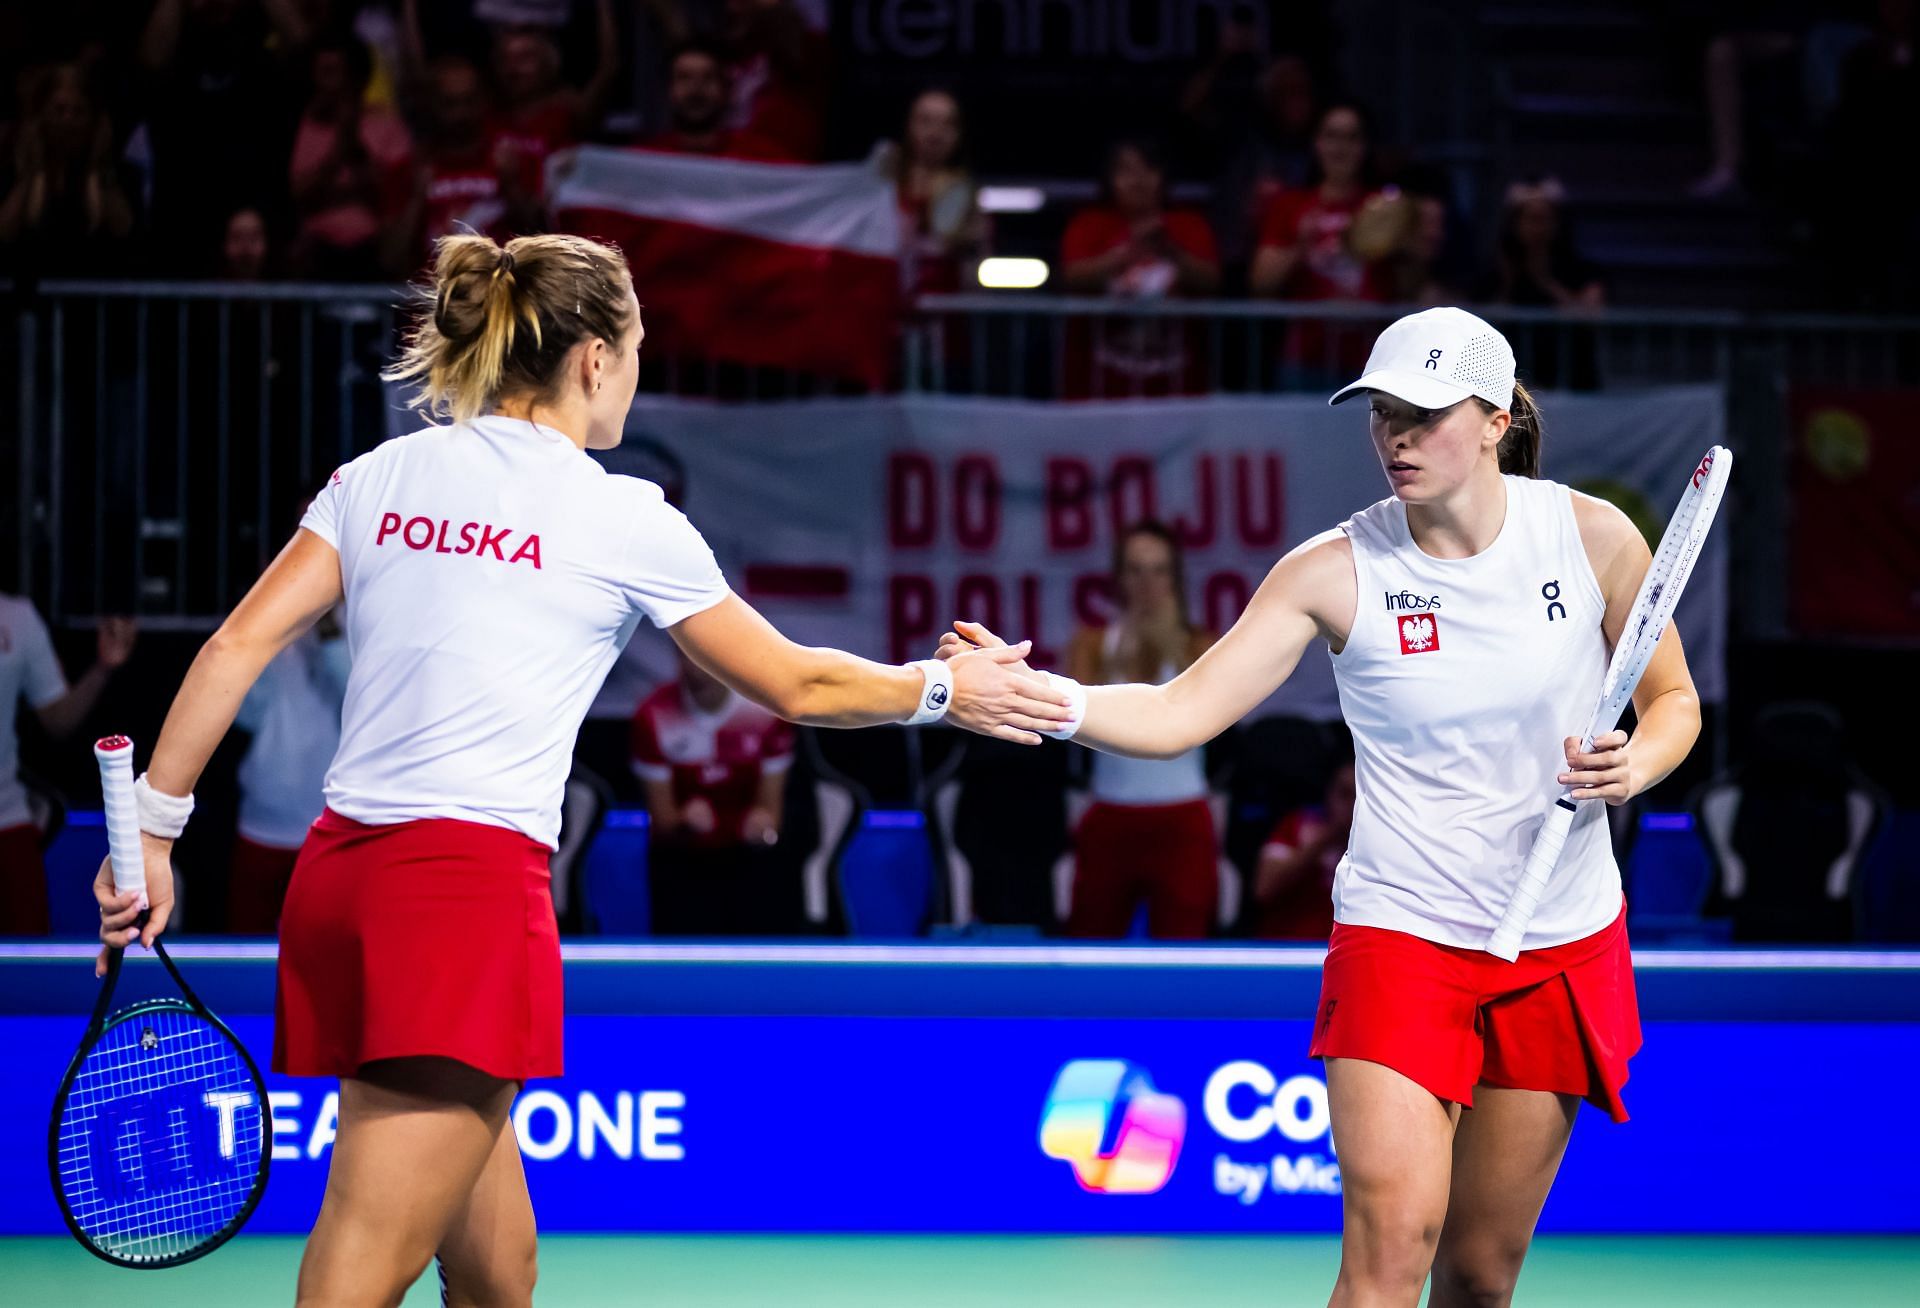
[1059,206,1218,397]
[422,142,510,248]
[290,109,415,252]
[1254,187,1385,302]
[1060,207,1219,297]
[490,101,577,201]
[727,37,829,162]
[1253,808,1340,941]
[631,684,795,849]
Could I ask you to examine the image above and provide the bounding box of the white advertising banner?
[593,389,1728,719]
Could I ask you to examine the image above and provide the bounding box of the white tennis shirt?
[301,416,732,848]
[1329,476,1621,951]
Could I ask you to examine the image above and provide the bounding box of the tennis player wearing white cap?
[941,306,1704,1307]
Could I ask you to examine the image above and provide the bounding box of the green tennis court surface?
[5,1234,1918,1306]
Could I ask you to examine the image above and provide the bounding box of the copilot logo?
[1038,1060,1187,1194]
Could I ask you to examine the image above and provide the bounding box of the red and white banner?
[548,147,900,387]
[593,389,1729,719]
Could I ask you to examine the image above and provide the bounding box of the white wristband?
[134,773,195,839]
[904,659,955,726]
[1038,672,1087,742]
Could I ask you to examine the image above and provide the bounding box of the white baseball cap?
[1328,307,1515,411]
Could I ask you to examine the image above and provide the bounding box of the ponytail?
[385,232,634,426]
[1485,379,1544,477]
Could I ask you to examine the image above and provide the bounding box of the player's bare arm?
[671,593,1073,744]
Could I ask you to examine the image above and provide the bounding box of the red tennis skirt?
[1309,902,1641,1122]
[274,808,562,1081]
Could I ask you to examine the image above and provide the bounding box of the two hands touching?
[937,620,1069,746]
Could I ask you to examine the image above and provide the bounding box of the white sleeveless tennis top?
[1329,475,1620,951]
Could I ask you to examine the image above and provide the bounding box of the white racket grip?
[94,737,148,911]
[1487,799,1578,961]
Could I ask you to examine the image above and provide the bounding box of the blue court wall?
[2,943,1916,1235]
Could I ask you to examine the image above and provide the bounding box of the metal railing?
[8,280,1919,629]
[901,296,1920,397]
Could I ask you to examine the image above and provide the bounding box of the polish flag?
[548,147,901,388]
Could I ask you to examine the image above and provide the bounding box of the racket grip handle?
[1487,799,1577,961]
[94,737,148,912]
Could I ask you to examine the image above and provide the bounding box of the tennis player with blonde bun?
[92,232,1071,1307]
[942,306,1703,1308]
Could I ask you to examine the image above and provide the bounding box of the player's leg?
[1325,1057,1458,1308]
[1427,1085,1578,1308]
[436,1111,538,1308]
[296,1056,519,1308]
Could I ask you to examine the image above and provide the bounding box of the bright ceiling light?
[978,257,1049,290]
[977,186,1047,213]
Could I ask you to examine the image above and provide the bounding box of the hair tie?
[495,249,517,279]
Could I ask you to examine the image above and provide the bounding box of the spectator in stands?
[638,39,790,160]
[400,0,618,206]
[1249,102,1383,303]
[230,600,349,934]
[633,647,796,935]
[288,33,415,279]
[1063,523,1220,939]
[1249,101,1386,384]
[0,600,135,935]
[137,0,308,273]
[653,0,829,161]
[1487,177,1606,311]
[0,63,136,276]
[1357,167,1462,307]
[881,87,986,296]
[1252,749,1355,940]
[394,55,535,267]
[1179,18,1320,282]
[1060,137,1220,396]
[218,205,273,280]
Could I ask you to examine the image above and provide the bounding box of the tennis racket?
[1486,446,1733,961]
[48,737,271,1267]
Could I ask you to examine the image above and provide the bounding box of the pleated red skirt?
[274,808,562,1081]
[1310,901,1641,1121]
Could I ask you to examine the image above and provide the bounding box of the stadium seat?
[44,809,107,937]
[1624,811,1726,943]
[1695,703,1888,944]
[1858,810,1920,943]
[582,809,651,936]
[800,725,956,936]
[932,734,1071,931]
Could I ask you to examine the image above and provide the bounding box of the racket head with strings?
[1578,445,1733,745]
[47,738,271,1268]
[1487,446,1732,958]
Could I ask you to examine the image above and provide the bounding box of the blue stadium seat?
[582,809,651,936]
[1858,810,1920,943]
[44,810,109,937]
[1625,811,1726,943]
[836,810,937,938]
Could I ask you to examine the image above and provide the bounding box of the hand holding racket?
[91,736,175,975]
[53,736,270,1267]
[1487,445,1732,961]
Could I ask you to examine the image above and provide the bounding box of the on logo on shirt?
[1397,614,1440,655]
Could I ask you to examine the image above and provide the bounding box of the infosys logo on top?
[1038,1060,1186,1194]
